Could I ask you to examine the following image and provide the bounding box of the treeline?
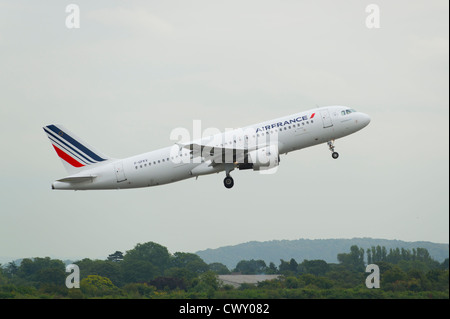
[0,242,448,299]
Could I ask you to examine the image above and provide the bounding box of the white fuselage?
[51,106,370,190]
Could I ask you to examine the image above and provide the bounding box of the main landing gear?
[328,140,339,159]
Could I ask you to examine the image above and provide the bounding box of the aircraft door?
[114,161,127,182]
[320,109,333,128]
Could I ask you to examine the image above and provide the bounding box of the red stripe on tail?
[52,145,85,168]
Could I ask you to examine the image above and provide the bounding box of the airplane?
[43,105,370,190]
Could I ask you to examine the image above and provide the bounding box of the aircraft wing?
[179,142,267,166]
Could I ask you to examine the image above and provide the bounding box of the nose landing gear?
[223,164,235,189]
[224,176,234,189]
[328,140,339,159]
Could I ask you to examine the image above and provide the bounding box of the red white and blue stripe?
[43,124,107,168]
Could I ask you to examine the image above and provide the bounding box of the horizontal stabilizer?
[57,175,97,183]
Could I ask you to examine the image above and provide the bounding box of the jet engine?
[245,145,280,171]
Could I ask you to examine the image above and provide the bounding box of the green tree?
[383,265,408,291]
[165,267,197,285]
[149,276,186,291]
[289,258,298,273]
[234,259,268,274]
[16,257,66,286]
[0,266,8,285]
[171,252,208,275]
[284,276,299,288]
[427,269,449,291]
[121,242,171,282]
[407,269,430,291]
[416,248,431,261]
[124,242,171,269]
[279,259,298,275]
[337,245,365,272]
[208,262,230,275]
[372,245,386,262]
[299,260,330,276]
[35,267,66,286]
[267,262,278,274]
[75,258,122,285]
[80,275,119,297]
[367,249,372,264]
[107,251,124,262]
[122,282,156,298]
[194,271,220,298]
[3,261,18,278]
[120,259,159,283]
[299,273,333,289]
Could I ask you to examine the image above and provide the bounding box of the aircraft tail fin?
[43,124,112,175]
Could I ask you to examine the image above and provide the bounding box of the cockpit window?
[342,109,357,115]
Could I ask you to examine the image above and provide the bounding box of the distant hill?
[0,257,78,268]
[196,238,449,270]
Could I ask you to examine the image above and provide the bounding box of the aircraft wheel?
[224,176,234,189]
[332,152,339,159]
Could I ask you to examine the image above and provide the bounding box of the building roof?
[218,274,280,288]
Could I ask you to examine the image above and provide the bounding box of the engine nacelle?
[247,145,279,171]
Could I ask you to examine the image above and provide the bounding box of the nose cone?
[359,113,371,128]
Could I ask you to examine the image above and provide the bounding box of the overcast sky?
[0,1,448,262]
